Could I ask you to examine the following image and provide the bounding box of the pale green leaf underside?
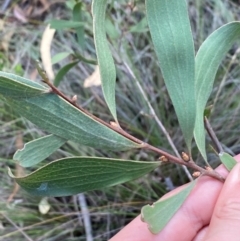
[9,157,161,197]
[6,94,139,150]
[194,22,240,160]
[0,71,47,98]
[141,180,196,234]
[92,0,117,121]
[14,134,67,167]
[146,0,196,151]
[219,152,237,171]
[0,73,140,151]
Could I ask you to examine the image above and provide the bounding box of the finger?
[110,174,222,241]
[110,154,240,241]
[203,162,240,241]
[193,226,208,241]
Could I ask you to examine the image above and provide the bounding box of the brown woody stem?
[144,144,225,182]
[41,74,225,183]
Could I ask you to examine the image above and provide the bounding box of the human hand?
[110,154,240,241]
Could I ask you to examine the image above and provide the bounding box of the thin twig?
[1,0,11,12]
[123,62,193,181]
[145,143,225,182]
[204,117,223,153]
[78,194,93,241]
[1,213,33,241]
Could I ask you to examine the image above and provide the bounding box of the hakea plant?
[1,0,239,234]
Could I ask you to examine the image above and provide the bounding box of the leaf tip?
[7,167,15,178]
[13,146,25,159]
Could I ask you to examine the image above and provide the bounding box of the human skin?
[110,154,240,241]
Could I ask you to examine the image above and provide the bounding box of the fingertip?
[204,160,240,240]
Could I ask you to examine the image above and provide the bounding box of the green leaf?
[7,94,140,150]
[14,134,67,167]
[66,0,75,10]
[194,22,240,160]
[105,18,120,39]
[1,76,140,151]
[219,152,237,171]
[73,2,85,48]
[0,71,47,98]
[129,17,148,33]
[8,157,160,197]
[51,52,71,65]
[146,0,196,151]
[141,180,196,234]
[92,0,117,121]
[74,53,97,65]
[49,20,84,30]
[54,60,79,87]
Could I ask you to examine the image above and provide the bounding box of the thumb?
[204,162,240,241]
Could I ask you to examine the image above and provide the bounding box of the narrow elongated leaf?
[9,157,160,196]
[0,71,47,98]
[7,94,140,150]
[92,0,117,121]
[49,20,84,30]
[74,53,97,65]
[194,22,240,160]
[141,180,196,234]
[105,18,120,39]
[219,152,237,171]
[52,52,71,65]
[73,2,85,48]
[54,60,79,87]
[1,75,140,151]
[146,0,196,151]
[14,134,67,167]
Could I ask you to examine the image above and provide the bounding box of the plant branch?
[36,62,225,183]
[48,83,225,182]
[144,143,225,182]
